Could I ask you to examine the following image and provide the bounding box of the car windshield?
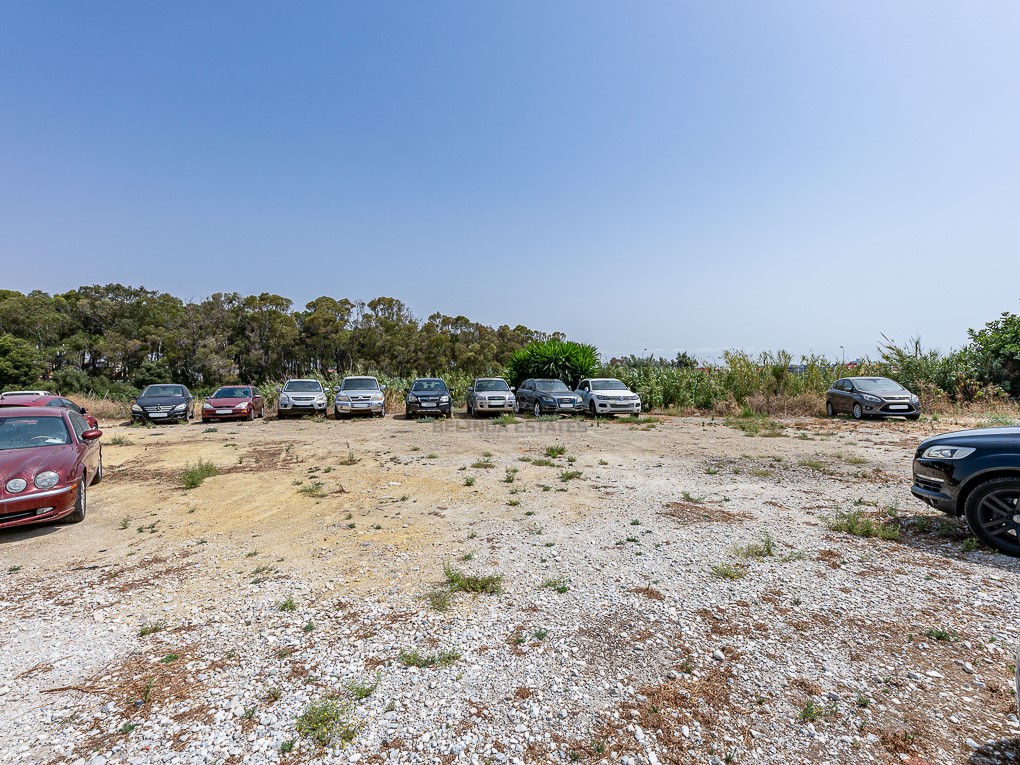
[0,416,72,450]
[591,379,628,391]
[412,380,448,393]
[475,379,510,392]
[141,385,184,398]
[535,380,570,392]
[211,387,251,399]
[284,381,322,393]
[854,378,906,393]
[342,378,379,391]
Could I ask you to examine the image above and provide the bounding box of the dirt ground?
[2,412,1019,765]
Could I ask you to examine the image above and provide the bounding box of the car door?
[576,379,591,406]
[252,387,262,413]
[67,411,99,477]
[521,381,534,407]
[844,381,859,411]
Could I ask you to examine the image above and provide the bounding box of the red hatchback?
[200,386,265,423]
[0,407,103,529]
[0,394,99,429]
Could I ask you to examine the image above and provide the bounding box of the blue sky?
[2,2,1018,362]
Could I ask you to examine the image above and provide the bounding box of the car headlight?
[173,403,187,411]
[921,445,975,460]
[911,395,919,404]
[371,394,383,401]
[596,395,608,400]
[337,395,351,403]
[203,403,214,410]
[440,395,449,402]
[408,395,419,403]
[474,394,485,401]
[235,402,249,409]
[34,471,60,489]
[315,395,326,403]
[131,404,143,412]
[862,394,882,403]
[279,394,290,403]
[5,478,27,493]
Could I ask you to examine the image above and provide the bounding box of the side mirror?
[466,386,473,392]
[510,387,516,392]
[381,385,387,391]
[80,407,88,414]
[82,429,103,440]
[275,387,282,394]
[334,386,341,393]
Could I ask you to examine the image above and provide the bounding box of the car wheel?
[60,477,87,524]
[247,408,255,421]
[278,410,286,420]
[852,403,864,420]
[589,401,598,418]
[964,477,1020,557]
[907,414,920,421]
[534,402,542,418]
[92,451,104,485]
[825,401,835,417]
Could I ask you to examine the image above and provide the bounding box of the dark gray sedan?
[515,379,584,416]
[826,377,920,420]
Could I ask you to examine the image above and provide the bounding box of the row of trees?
[0,285,553,394]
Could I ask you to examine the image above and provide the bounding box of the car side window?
[46,399,62,408]
[67,411,88,438]
[580,381,589,391]
[63,398,83,413]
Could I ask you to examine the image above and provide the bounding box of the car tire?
[247,408,255,421]
[825,401,835,417]
[278,411,287,420]
[852,403,864,420]
[589,401,598,418]
[534,402,542,418]
[964,477,1020,557]
[907,414,920,421]
[92,451,104,485]
[60,477,87,524]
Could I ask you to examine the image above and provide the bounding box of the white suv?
[576,378,642,417]
[277,379,328,419]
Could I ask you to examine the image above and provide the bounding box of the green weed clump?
[295,697,359,747]
[826,510,900,540]
[179,460,218,489]
[443,563,503,594]
[398,649,461,668]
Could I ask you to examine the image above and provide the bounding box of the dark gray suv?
[826,377,920,420]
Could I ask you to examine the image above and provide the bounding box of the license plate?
[889,404,908,410]
[149,412,167,418]
[560,403,574,408]
[353,403,369,408]
[216,409,232,415]
[421,402,436,408]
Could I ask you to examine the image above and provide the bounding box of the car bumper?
[406,402,451,416]
[910,458,960,514]
[863,401,920,417]
[133,410,188,421]
[335,402,384,415]
[202,408,252,420]
[536,401,585,414]
[0,484,78,529]
[592,401,642,414]
[279,402,328,413]
[473,401,515,412]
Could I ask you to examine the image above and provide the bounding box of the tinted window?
[341,378,380,391]
[535,380,570,392]
[211,387,252,399]
[854,378,906,393]
[141,385,185,397]
[474,379,510,392]
[68,411,88,438]
[591,379,628,391]
[411,380,448,393]
[283,380,323,393]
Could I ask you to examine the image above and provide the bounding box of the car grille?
[915,476,944,493]
[351,395,373,401]
[291,396,314,402]
[557,397,575,405]
[487,396,506,402]
[145,405,172,412]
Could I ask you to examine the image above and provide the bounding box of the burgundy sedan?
[200,386,265,423]
[0,394,99,428]
[0,407,103,529]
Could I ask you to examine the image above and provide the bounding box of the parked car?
[277,379,328,419]
[405,378,452,419]
[131,384,194,424]
[911,426,1020,556]
[826,377,919,420]
[0,407,103,528]
[334,376,386,419]
[0,394,98,428]
[1,390,54,398]
[201,386,265,423]
[576,378,642,417]
[466,378,515,417]
[515,379,584,416]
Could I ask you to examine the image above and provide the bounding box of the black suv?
[911,426,1020,556]
[404,378,452,419]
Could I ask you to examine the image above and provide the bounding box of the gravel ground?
[1,413,1018,765]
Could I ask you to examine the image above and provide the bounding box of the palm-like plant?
[506,340,599,388]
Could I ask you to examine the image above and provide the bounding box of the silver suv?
[334,376,386,419]
[277,379,328,419]
[466,378,515,417]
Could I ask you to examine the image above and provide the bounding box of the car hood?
[589,388,635,396]
[205,397,250,406]
[919,426,1020,450]
[0,445,81,482]
[136,395,189,407]
[337,389,382,397]
[535,390,577,397]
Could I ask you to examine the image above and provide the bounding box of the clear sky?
[2,2,1018,362]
